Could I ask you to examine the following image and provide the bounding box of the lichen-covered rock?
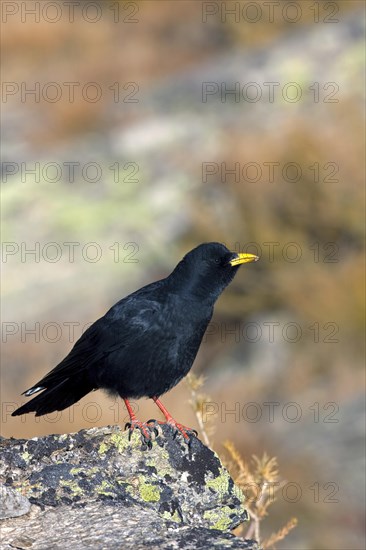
[0,425,258,549]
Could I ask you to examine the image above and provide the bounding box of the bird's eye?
[214,258,221,264]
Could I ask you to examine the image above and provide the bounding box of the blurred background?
[1,1,365,548]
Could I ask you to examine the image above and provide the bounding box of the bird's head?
[169,242,259,302]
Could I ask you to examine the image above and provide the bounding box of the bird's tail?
[12,376,94,417]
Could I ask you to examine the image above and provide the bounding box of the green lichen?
[138,475,160,502]
[206,467,230,495]
[59,479,83,497]
[232,483,245,502]
[203,506,234,530]
[99,429,139,455]
[145,447,171,477]
[110,431,130,453]
[120,474,161,502]
[98,442,109,455]
[21,451,31,463]
[139,483,160,502]
[95,480,116,497]
[162,510,182,523]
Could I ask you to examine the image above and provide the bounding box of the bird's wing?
[23,293,164,394]
[22,318,111,393]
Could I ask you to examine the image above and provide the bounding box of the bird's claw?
[125,417,198,447]
[146,419,159,437]
[158,420,198,444]
[143,438,153,450]
[124,419,157,448]
[174,428,198,443]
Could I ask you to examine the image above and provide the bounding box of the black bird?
[12,243,258,445]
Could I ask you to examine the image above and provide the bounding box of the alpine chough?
[12,242,258,446]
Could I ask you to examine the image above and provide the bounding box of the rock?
[0,485,31,519]
[0,425,258,549]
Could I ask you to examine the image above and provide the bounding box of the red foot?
[153,419,198,442]
[123,398,158,449]
[151,397,198,444]
[122,398,198,448]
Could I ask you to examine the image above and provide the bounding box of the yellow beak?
[229,252,259,266]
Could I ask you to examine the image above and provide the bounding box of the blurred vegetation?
[188,372,297,548]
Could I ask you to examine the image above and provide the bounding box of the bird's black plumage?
[12,243,258,440]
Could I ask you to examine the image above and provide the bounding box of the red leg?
[123,398,156,448]
[152,397,198,442]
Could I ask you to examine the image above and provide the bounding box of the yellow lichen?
[203,507,234,530]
